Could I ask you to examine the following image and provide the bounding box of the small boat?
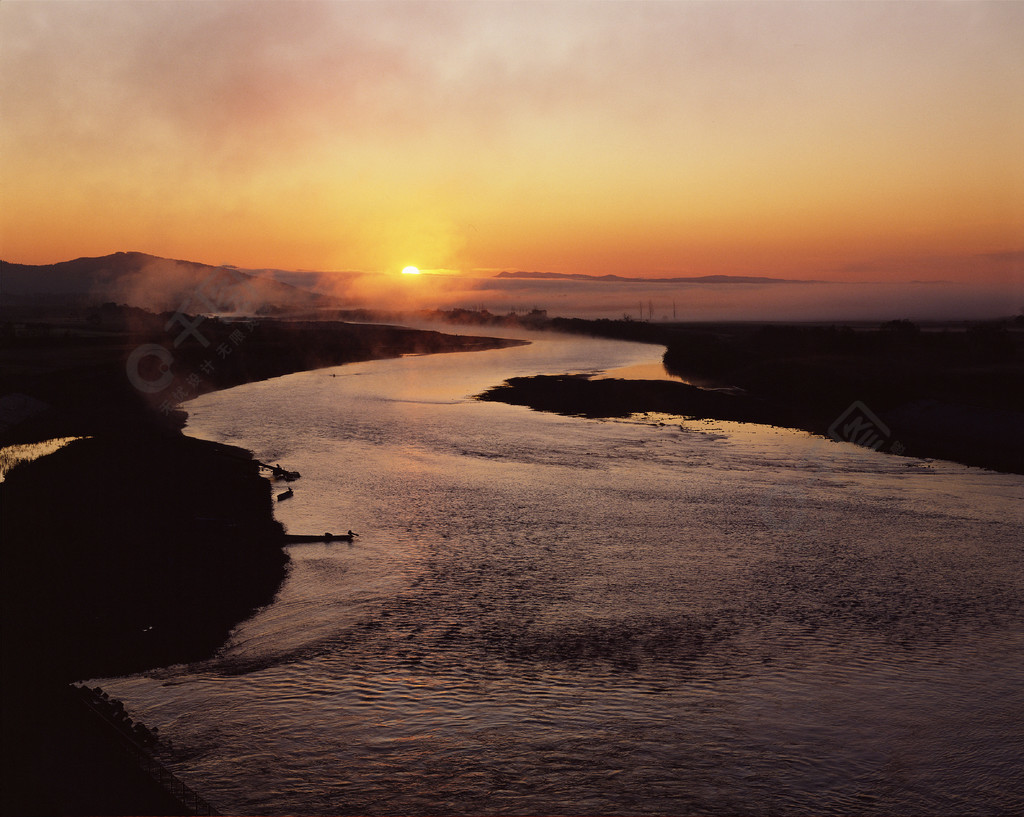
[260,462,301,481]
[283,530,359,543]
[277,488,294,501]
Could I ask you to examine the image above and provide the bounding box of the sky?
[2,0,1022,296]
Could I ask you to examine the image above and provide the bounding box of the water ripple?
[94,338,1024,816]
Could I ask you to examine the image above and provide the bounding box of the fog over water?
[468,278,1021,321]
[270,269,1023,322]
[93,334,1024,815]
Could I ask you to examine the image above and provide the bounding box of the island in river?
[475,316,1024,476]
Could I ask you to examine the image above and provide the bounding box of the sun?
[401,266,420,275]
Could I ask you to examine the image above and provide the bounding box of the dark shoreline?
[477,372,1024,475]
[1,430,288,815]
[472,315,1023,476]
[0,312,528,448]
[0,318,523,815]
[1,318,525,678]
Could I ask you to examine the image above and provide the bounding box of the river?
[93,331,1024,815]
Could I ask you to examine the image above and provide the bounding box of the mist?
[1,252,325,316]
[289,270,1023,323]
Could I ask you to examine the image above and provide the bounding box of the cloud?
[3,2,1022,274]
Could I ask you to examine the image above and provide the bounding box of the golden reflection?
[0,437,85,482]
[590,363,683,383]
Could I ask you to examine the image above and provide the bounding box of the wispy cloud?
[2,1,1022,281]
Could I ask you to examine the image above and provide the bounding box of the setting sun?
[401,266,420,275]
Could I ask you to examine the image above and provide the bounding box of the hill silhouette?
[1,251,330,314]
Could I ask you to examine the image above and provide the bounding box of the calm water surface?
[95,332,1024,815]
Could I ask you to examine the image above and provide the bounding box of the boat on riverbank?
[257,461,301,481]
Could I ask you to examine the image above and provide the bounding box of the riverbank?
[1,432,289,681]
[474,316,1024,475]
[0,310,527,447]
[477,372,1024,474]
[1,429,284,815]
[0,315,523,814]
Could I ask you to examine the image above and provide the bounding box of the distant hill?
[1,252,331,314]
[494,271,817,284]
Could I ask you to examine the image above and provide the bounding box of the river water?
[94,332,1024,815]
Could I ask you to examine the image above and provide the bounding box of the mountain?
[494,271,817,284]
[1,252,331,313]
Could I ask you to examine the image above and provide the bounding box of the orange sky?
[2,1,1022,286]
